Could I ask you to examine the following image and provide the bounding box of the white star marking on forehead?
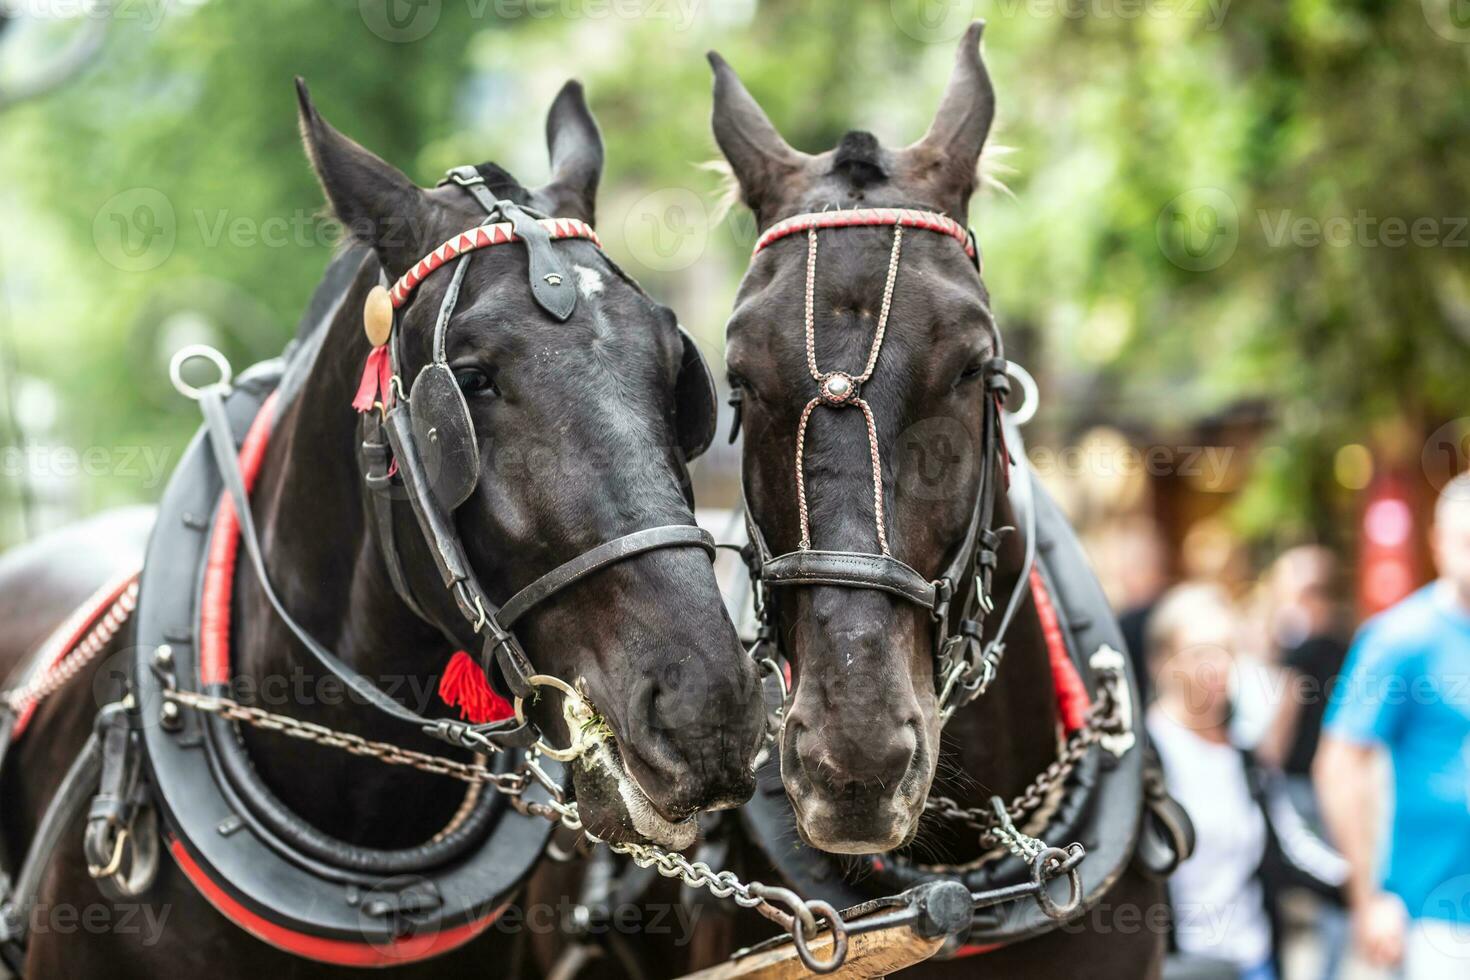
[574,265,605,299]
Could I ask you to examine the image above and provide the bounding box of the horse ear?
[902,21,995,217]
[295,77,436,276]
[707,51,808,223]
[537,80,603,224]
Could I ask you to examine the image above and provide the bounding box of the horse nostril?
[795,721,916,794]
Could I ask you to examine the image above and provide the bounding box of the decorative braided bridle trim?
[388,217,601,307]
[4,570,141,737]
[752,207,973,259]
[794,226,904,554]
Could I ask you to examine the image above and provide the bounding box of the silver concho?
[820,372,856,406]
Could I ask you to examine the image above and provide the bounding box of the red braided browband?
[388,217,601,308]
[752,207,973,258]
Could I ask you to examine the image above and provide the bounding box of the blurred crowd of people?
[1118,474,1470,980]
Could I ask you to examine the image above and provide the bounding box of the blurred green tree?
[0,0,1465,556]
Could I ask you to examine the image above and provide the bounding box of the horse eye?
[454,368,498,397]
[958,362,986,384]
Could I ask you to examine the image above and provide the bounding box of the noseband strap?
[758,551,938,611]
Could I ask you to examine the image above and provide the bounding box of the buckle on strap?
[931,577,953,623]
[84,702,159,900]
[440,164,500,214]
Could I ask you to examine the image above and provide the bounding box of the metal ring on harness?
[790,899,848,974]
[169,344,234,400]
[1030,844,1084,921]
[86,827,128,879]
[85,806,160,901]
[1004,360,1039,426]
[512,674,599,762]
[747,883,849,974]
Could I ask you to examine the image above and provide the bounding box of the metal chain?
[161,688,527,792]
[926,666,1125,848]
[987,796,1048,864]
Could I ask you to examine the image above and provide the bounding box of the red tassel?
[439,650,513,724]
[352,346,392,414]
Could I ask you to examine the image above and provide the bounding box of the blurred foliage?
[0,0,1467,550]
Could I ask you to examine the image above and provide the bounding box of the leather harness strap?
[497,525,716,630]
[758,550,937,609]
[0,732,104,958]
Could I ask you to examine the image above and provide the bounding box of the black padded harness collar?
[129,366,562,962]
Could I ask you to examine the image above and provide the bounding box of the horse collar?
[126,368,562,966]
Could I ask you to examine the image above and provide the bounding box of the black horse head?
[710,23,998,853]
[295,80,765,845]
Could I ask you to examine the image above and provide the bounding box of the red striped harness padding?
[198,389,279,687]
[387,217,600,307]
[752,207,975,260]
[168,838,505,966]
[1031,567,1092,734]
[7,570,141,740]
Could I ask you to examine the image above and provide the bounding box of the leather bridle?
[211,164,720,755]
[734,207,1034,724]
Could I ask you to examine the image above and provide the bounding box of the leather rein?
[736,207,1034,725]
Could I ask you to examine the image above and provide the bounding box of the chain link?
[926,664,1125,848]
[162,688,527,793]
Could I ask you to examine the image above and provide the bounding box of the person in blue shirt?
[1317,474,1470,979]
